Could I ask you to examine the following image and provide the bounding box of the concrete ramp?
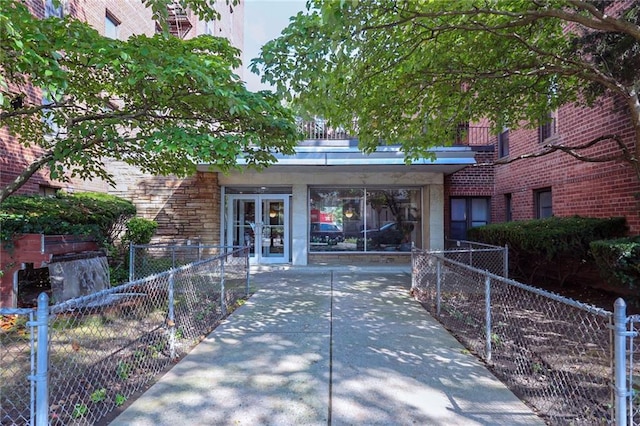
[110,267,544,426]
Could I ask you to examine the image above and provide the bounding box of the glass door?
[226,194,289,264]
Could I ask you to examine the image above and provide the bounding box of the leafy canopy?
[0,0,299,202]
[252,1,640,171]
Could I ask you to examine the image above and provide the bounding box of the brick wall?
[444,147,496,234]
[494,96,640,234]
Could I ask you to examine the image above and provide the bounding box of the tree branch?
[475,134,636,168]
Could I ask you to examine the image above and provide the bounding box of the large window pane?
[309,187,421,252]
[310,188,363,252]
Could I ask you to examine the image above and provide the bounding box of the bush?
[122,217,158,246]
[0,192,137,245]
[590,237,640,290]
[467,216,628,285]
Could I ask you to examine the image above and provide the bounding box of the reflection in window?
[309,187,421,252]
[450,197,490,240]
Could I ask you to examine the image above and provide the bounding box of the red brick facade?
[446,96,640,236]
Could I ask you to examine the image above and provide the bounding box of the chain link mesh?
[1,309,35,425]
[412,248,614,425]
[1,247,248,425]
[130,244,233,280]
[627,315,640,425]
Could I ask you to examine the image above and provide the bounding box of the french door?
[226,194,290,264]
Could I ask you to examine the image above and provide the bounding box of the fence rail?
[411,247,640,426]
[1,246,249,426]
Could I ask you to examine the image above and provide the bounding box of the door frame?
[225,194,290,264]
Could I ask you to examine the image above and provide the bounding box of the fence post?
[168,271,176,360]
[503,244,509,279]
[171,246,176,269]
[614,298,628,426]
[245,246,250,296]
[220,257,227,316]
[484,273,492,362]
[129,242,135,282]
[34,293,49,426]
[436,258,441,316]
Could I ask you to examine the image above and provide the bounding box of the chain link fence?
[443,239,508,277]
[1,246,249,426]
[412,248,613,425]
[129,243,233,281]
[1,308,36,425]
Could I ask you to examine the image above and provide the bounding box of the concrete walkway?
[110,267,545,426]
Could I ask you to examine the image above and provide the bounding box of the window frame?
[504,193,512,222]
[534,188,553,219]
[538,111,557,144]
[449,197,491,240]
[105,10,121,39]
[498,129,509,158]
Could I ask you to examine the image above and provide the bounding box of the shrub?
[122,217,158,246]
[0,192,136,245]
[590,237,640,290]
[467,216,628,285]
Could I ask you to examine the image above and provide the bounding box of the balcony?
[297,119,493,146]
[155,3,192,38]
[297,119,356,140]
[454,124,493,146]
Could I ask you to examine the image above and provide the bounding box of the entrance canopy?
[226,139,476,174]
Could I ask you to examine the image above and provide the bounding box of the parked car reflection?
[310,222,344,245]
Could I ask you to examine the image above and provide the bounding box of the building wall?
[103,1,244,241]
[109,169,220,244]
[444,147,496,238]
[494,96,639,233]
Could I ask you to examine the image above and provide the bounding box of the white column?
[428,184,445,250]
[291,184,308,265]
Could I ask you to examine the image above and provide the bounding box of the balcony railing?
[297,119,357,140]
[455,124,493,146]
[296,119,494,146]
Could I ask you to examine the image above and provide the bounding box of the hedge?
[590,237,640,290]
[0,192,137,245]
[467,216,628,286]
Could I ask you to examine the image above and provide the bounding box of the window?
[535,188,552,218]
[105,11,120,39]
[309,187,421,252]
[45,0,64,17]
[41,96,60,139]
[39,185,59,197]
[538,111,557,144]
[504,193,512,222]
[205,20,215,35]
[498,129,509,158]
[450,197,490,240]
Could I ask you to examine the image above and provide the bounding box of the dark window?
[39,185,58,197]
[450,197,490,240]
[505,193,512,222]
[535,188,552,218]
[538,112,556,143]
[498,129,509,158]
